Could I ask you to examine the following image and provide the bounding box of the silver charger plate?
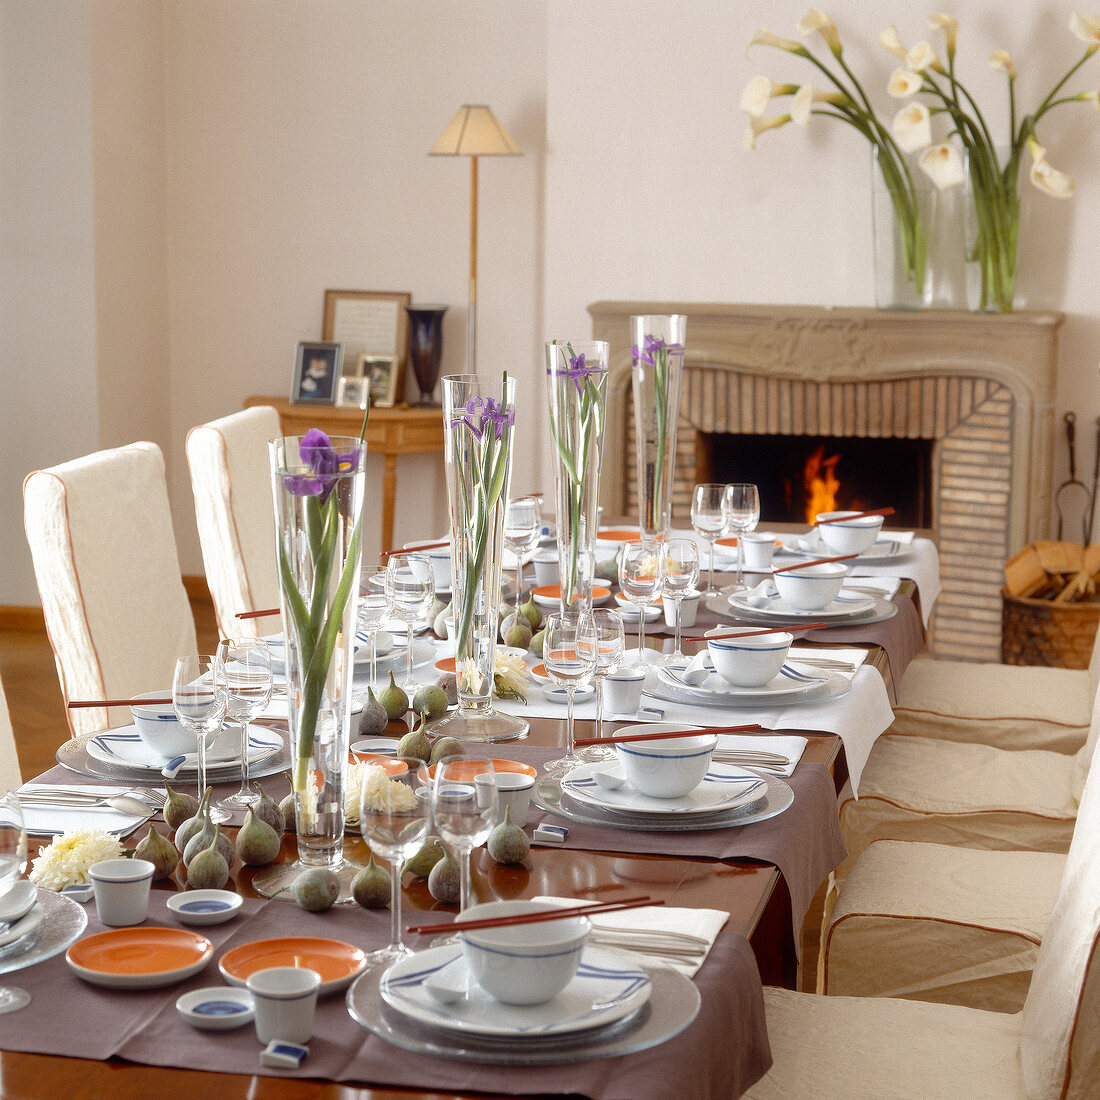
[346,957,699,1065]
[706,594,899,629]
[533,772,794,833]
[646,669,851,711]
[0,888,87,976]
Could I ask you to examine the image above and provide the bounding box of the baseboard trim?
[0,605,46,632]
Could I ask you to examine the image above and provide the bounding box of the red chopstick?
[816,507,895,525]
[236,607,280,620]
[573,723,761,748]
[406,895,660,936]
[380,540,449,557]
[68,698,172,708]
[705,623,827,640]
[773,554,859,574]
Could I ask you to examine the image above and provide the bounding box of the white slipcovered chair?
[23,441,197,737]
[745,727,1100,1099]
[887,626,1100,753]
[0,675,21,791]
[185,405,281,639]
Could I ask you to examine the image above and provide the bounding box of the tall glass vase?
[431,374,528,742]
[964,145,1024,313]
[630,316,685,540]
[253,431,365,901]
[546,341,609,613]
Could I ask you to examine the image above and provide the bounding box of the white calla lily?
[791,85,815,126]
[906,41,944,74]
[1028,138,1076,197]
[740,76,774,117]
[1070,12,1100,52]
[893,103,933,153]
[928,14,958,58]
[888,68,924,98]
[879,26,908,62]
[743,113,790,151]
[919,142,966,190]
[1079,88,1100,108]
[989,51,1017,79]
[746,28,803,57]
[797,8,842,55]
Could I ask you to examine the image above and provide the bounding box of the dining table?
[0,547,931,1099]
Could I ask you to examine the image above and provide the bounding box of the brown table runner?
[3,892,771,1099]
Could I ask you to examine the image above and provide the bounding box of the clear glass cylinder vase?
[545,341,609,612]
[432,374,528,742]
[964,145,1023,313]
[255,432,365,899]
[630,315,685,540]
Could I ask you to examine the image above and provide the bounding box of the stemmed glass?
[0,793,31,1013]
[503,497,542,610]
[385,553,435,689]
[691,483,733,597]
[358,755,431,965]
[661,538,701,661]
[172,654,229,824]
[213,639,273,812]
[580,608,625,762]
[727,483,762,593]
[618,539,665,666]
[358,565,394,687]
[430,755,496,921]
[542,612,598,776]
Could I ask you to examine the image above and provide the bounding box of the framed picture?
[337,376,369,410]
[291,341,342,405]
[360,353,399,408]
[323,289,411,406]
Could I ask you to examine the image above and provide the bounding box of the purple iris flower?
[547,351,607,394]
[285,428,361,501]
[450,395,514,442]
[632,333,684,367]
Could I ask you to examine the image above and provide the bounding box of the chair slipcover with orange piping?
[744,729,1100,1099]
[0,675,21,791]
[22,441,197,737]
[185,406,281,640]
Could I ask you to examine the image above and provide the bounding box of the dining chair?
[0,674,21,791]
[185,405,282,639]
[745,722,1100,1099]
[22,441,197,737]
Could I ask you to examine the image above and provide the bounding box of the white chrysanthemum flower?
[906,41,942,74]
[919,142,966,190]
[888,68,924,98]
[1028,138,1076,198]
[745,28,803,56]
[458,656,484,696]
[740,76,775,117]
[879,26,909,62]
[1070,12,1100,51]
[797,8,842,55]
[357,762,418,818]
[29,826,123,891]
[989,50,1017,79]
[494,649,531,702]
[743,113,791,150]
[893,103,933,153]
[928,13,958,56]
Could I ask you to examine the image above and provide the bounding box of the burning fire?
[803,445,841,523]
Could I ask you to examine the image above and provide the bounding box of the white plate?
[0,899,44,949]
[166,890,243,926]
[85,725,282,776]
[658,659,829,704]
[379,943,650,1038]
[540,684,595,705]
[783,530,913,563]
[177,986,254,1030]
[561,760,766,817]
[727,589,877,621]
[354,629,395,661]
[612,595,662,623]
[648,667,852,710]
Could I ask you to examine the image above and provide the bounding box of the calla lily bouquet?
[744,8,1100,311]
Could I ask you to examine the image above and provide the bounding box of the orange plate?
[532,584,611,602]
[596,528,642,542]
[717,537,783,549]
[348,753,408,775]
[434,656,456,674]
[615,592,663,605]
[67,928,214,989]
[427,758,537,781]
[219,937,368,996]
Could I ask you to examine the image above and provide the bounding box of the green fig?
[487,806,530,865]
[279,792,297,833]
[253,783,285,835]
[134,825,178,880]
[412,683,448,722]
[351,852,391,909]
[529,628,546,658]
[396,715,433,764]
[183,810,236,869]
[236,807,281,867]
[357,686,389,735]
[518,594,542,631]
[432,605,451,639]
[402,836,445,879]
[436,672,458,706]
[378,670,409,720]
[162,783,200,832]
[429,735,465,766]
[290,867,340,911]
[187,825,230,890]
[427,595,449,625]
[502,615,533,650]
[174,787,212,854]
[427,843,461,904]
[598,558,619,586]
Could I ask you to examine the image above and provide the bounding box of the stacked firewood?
[1004,541,1100,603]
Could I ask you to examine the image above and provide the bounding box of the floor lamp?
[429,105,521,373]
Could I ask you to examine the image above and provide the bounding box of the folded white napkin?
[532,896,728,977]
[713,734,808,777]
[17,784,155,837]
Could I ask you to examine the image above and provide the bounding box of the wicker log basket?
[1001,541,1100,668]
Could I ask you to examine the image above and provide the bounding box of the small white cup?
[742,533,776,572]
[532,551,560,587]
[663,591,701,629]
[602,667,648,716]
[89,858,154,927]
[475,771,535,827]
[247,966,322,1044]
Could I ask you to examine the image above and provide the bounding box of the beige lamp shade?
[429,105,521,157]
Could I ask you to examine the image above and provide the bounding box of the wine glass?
[172,654,229,824]
[618,539,665,666]
[358,755,431,965]
[727,483,762,593]
[0,793,31,1013]
[358,564,394,687]
[385,554,435,689]
[691,483,733,597]
[213,638,273,812]
[661,538,701,661]
[503,497,542,610]
[430,756,496,919]
[580,608,625,762]
[542,611,597,776]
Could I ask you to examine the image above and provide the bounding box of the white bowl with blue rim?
[129,691,194,761]
[772,561,847,611]
[706,628,793,687]
[166,889,243,926]
[176,985,254,1030]
[814,511,885,555]
[615,723,718,799]
[456,899,589,1005]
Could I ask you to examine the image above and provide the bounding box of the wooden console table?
[245,397,444,553]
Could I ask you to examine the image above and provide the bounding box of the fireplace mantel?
[590,302,1064,661]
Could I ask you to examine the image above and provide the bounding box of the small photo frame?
[337,376,369,410]
[361,353,399,407]
[291,341,342,405]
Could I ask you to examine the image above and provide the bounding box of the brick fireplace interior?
[591,303,1062,662]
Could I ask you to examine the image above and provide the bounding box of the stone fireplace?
[591,302,1063,661]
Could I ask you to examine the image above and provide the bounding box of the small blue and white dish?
[166,889,243,926]
[176,986,254,1030]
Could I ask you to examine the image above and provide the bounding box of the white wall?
[4,0,1099,607]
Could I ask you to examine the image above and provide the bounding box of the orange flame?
[803,445,841,523]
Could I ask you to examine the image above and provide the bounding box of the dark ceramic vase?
[406,305,448,406]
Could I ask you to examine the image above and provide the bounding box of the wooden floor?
[1,597,219,783]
